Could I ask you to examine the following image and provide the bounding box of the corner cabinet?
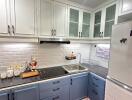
[70,72,88,100]
[39,0,68,37]
[119,0,132,15]
[88,72,106,100]
[93,2,117,38]
[68,6,91,38]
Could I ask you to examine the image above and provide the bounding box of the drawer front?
[40,85,69,99]
[89,73,105,89]
[89,87,104,100]
[41,86,69,100]
[39,76,70,89]
[42,93,69,100]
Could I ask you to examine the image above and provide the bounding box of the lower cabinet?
[88,72,106,100]
[0,84,39,100]
[39,76,70,100]
[70,72,88,100]
[0,90,10,100]
[12,85,39,100]
[0,72,106,100]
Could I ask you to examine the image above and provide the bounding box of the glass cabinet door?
[69,8,79,37]
[94,11,102,37]
[82,12,90,37]
[104,4,116,37]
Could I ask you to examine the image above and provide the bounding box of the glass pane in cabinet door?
[106,4,116,21]
[83,12,90,25]
[82,25,90,37]
[69,22,78,37]
[70,8,79,22]
[94,24,100,37]
[104,21,114,37]
[95,11,101,24]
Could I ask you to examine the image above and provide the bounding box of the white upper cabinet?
[93,3,117,38]
[119,0,132,15]
[39,0,67,37]
[68,6,91,38]
[11,0,36,35]
[0,0,10,35]
[53,2,67,37]
[40,0,53,36]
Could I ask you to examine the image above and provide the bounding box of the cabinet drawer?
[42,92,69,100]
[39,76,70,89]
[40,85,69,99]
[89,73,105,89]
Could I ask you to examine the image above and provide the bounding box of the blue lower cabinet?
[12,84,39,100]
[39,76,70,100]
[0,90,10,100]
[70,72,88,100]
[88,72,106,100]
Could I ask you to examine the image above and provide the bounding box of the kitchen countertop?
[81,63,108,79]
[0,64,108,90]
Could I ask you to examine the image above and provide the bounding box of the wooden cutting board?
[20,71,39,78]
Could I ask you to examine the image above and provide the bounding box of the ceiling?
[68,0,113,8]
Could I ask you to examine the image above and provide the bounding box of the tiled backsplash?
[0,43,90,68]
[0,43,109,68]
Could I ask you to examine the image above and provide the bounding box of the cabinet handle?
[52,96,60,100]
[53,88,60,92]
[79,32,81,37]
[51,29,54,36]
[12,92,15,100]
[71,79,72,85]
[99,32,103,38]
[8,25,11,35]
[92,82,98,87]
[54,29,56,36]
[53,81,60,84]
[130,30,132,36]
[92,89,98,95]
[8,93,10,100]
[12,25,15,35]
[93,76,99,80]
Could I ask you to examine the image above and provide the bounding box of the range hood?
[39,38,70,44]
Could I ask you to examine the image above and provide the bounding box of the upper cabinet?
[0,0,37,37]
[11,0,36,35]
[0,0,11,36]
[39,0,67,37]
[119,0,132,15]
[68,6,91,38]
[93,3,117,38]
[104,4,116,37]
[94,11,102,37]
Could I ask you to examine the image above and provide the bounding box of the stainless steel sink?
[62,64,88,73]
